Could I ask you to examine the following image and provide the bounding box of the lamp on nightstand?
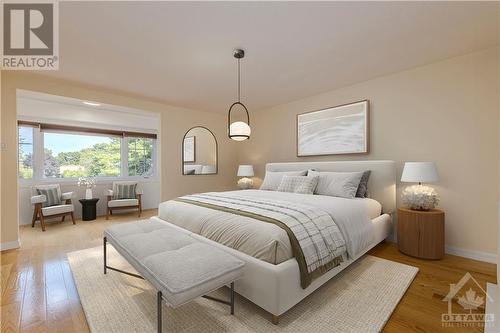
[401,162,440,211]
[237,165,254,189]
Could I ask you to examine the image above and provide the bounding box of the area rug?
[68,245,418,333]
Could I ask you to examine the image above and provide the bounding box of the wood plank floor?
[1,210,496,333]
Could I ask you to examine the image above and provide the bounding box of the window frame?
[126,136,156,178]
[17,125,158,185]
[17,125,35,181]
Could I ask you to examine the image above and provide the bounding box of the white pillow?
[260,170,307,191]
[277,175,319,194]
[313,171,364,198]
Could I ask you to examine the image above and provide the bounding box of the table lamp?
[237,165,254,189]
[401,162,439,210]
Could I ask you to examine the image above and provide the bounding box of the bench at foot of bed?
[103,220,245,332]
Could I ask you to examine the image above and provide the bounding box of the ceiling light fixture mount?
[228,48,251,141]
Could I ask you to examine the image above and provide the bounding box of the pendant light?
[228,49,251,141]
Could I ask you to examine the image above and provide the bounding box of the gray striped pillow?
[36,187,62,207]
[113,184,137,199]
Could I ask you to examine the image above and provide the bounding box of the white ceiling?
[42,1,498,113]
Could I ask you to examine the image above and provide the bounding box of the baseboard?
[0,239,20,251]
[445,245,497,264]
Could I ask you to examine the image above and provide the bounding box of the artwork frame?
[296,100,369,157]
[183,136,196,163]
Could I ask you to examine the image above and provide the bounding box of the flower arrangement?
[77,176,96,189]
[402,185,439,211]
[78,177,96,199]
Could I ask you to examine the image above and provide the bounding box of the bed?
[152,160,396,323]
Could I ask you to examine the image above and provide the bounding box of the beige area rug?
[68,246,418,333]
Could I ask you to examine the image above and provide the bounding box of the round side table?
[79,198,99,221]
[397,207,445,260]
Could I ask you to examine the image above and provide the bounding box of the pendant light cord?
[237,58,241,103]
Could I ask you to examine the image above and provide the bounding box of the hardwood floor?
[1,210,497,333]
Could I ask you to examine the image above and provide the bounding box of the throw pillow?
[355,170,371,198]
[260,170,307,191]
[314,171,364,198]
[36,187,62,207]
[277,175,319,194]
[113,183,137,199]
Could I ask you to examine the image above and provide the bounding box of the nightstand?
[397,207,445,259]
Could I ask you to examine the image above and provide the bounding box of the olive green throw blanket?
[175,193,346,289]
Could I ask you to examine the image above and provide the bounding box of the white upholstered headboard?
[265,160,396,214]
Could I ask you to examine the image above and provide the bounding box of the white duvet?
[158,190,379,264]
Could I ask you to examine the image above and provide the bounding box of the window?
[43,132,121,178]
[128,137,153,177]
[18,126,34,179]
[17,122,157,181]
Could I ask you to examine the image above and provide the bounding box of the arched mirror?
[182,126,218,175]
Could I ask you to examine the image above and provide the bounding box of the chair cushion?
[104,220,245,307]
[36,187,62,207]
[108,199,139,207]
[41,204,74,216]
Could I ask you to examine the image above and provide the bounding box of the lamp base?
[401,185,439,211]
[237,177,253,190]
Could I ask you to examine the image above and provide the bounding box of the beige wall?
[239,48,499,256]
[1,72,239,246]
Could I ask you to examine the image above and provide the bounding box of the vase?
[85,188,93,200]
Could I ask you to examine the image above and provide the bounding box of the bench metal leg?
[201,282,235,315]
[230,282,234,315]
[157,291,162,333]
[103,237,107,274]
[103,236,145,280]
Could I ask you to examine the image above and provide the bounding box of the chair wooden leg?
[138,206,142,218]
[106,208,110,220]
[71,212,76,225]
[62,215,65,222]
[31,206,38,227]
[40,214,46,232]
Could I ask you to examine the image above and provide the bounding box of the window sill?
[18,176,159,188]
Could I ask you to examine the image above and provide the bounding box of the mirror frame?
[181,126,218,176]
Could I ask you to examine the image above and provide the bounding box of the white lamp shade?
[229,121,251,141]
[237,165,254,177]
[401,162,439,183]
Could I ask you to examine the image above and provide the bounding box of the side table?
[79,198,99,221]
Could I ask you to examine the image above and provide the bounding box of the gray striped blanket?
[176,192,346,288]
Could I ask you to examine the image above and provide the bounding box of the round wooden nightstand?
[397,207,445,260]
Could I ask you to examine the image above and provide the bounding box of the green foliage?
[128,138,153,176]
[18,165,33,179]
[56,151,81,165]
[77,138,121,177]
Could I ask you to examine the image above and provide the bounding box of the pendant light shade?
[228,49,251,141]
[229,121,251,141]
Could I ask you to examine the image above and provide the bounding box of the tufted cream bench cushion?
[104,219,245,307]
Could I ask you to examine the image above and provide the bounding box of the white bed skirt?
[150,213,392,317]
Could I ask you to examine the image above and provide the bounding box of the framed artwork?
[183,136,196,162]
[297,100,369,156]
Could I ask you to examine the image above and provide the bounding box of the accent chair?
[31,184,75,231]
[106,181,142,219]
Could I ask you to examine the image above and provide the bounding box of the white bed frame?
[153,160,396,323]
